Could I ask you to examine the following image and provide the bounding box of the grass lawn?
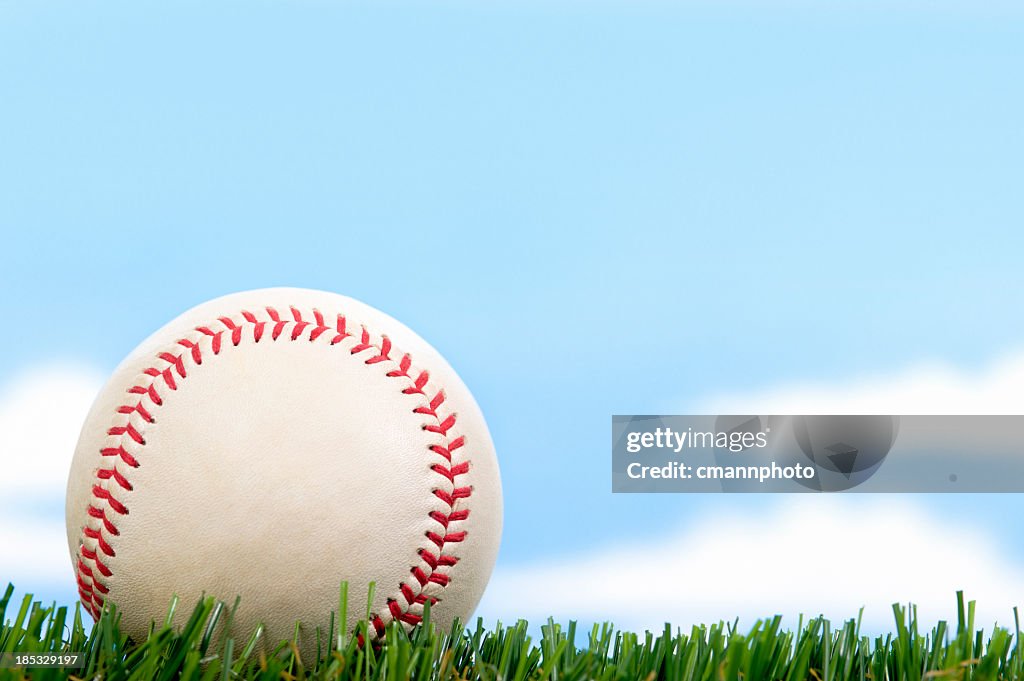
[1,583,1021,680]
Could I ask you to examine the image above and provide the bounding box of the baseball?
[65,288,502,649]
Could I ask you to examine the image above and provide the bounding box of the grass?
[1,583,1021,681]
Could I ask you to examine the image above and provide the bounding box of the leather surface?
[65,288,502,654]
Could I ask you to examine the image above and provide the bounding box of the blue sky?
[2,0,1024,633]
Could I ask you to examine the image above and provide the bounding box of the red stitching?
[350,327,373,355]
[83,527,116,556]
[414,391,445,417]
[196,327,222,355]
[387,598,422,625]
[128,382,163,406]
[101,446,140,468]
[430,461,469,483]
[424,414,457,436]
[158,352,187,379]
[365,336,392,364]
[387,354,412,378]
[402,371,430,396]
[107,424,144,445]
[87,505,119,534]
[432,486,472,506]
[116,403,154,423]
[331,315,351,345]
[371,616,386,637]
[178,340,202,365]
[96,467,133,491]
[74,307,473,632]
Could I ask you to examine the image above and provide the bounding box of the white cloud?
[0,364,102,596]
[479,497,1024,634]
[694,351,1024,415]
[0,364,104,502]
[480,352,1024,634]
[0,517,74,587]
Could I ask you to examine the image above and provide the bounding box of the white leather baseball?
[66,288,502,648]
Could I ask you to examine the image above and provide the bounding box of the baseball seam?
[74,306,473,636]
